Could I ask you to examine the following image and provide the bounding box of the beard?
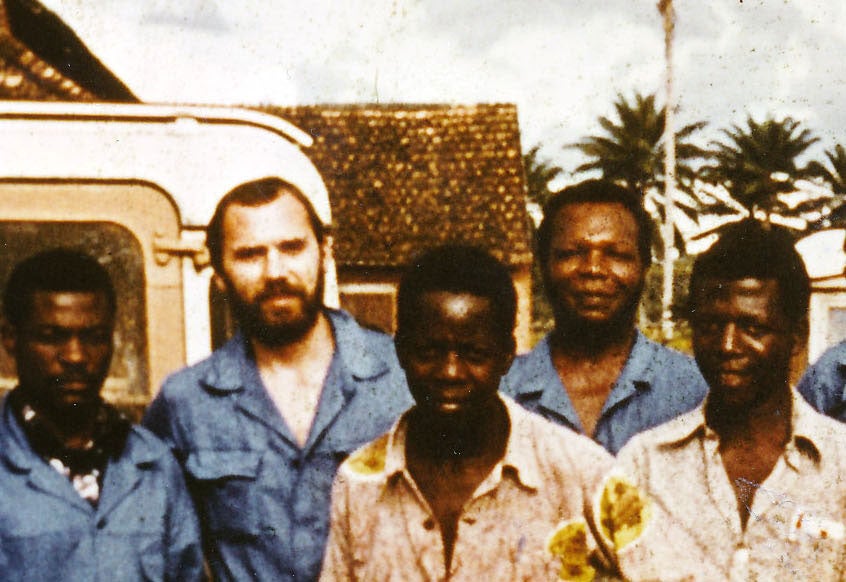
[549,282,643,350]
[227,270,325,348]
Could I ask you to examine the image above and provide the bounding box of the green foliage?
[702,115,819,218]
[571,92,708,199]
[806,144,846,231]
[523,145,563,207]
[570,92,708,251]
[808,144,846,195]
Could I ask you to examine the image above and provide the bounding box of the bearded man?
[144,177,412,582]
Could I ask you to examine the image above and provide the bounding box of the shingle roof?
[0,0,136,101]
[263,104,532,269]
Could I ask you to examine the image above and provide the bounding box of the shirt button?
[423,518,436,530]
[96,518,107,529]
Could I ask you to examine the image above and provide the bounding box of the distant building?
[0,0,136,101]
[266,104,533,348]
[0,1,534,350]
[797,229,846,364]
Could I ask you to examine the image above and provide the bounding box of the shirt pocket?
[138,537,165,582]
[782,509,846,579]
[0,529,91,582]
[185,449,263,539]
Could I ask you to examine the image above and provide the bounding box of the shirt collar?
[509,330,655,396]
[618,330,663,390]
[654,389,823,467]
[0,396,161,472]
[199,308,391,394]
[380,395,541,491]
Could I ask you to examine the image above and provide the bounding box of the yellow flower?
[547,520,596,581]
[599,475,652,550]
[345,433,389,476]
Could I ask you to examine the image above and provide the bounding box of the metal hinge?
[152,234,209,271]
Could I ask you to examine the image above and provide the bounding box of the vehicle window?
[0,221,150,412]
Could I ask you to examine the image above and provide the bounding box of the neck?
[707,381,792,443]
[11,387,100,450]
[407,398,510,463]
[551,320,636,359]
[250,311,333,368]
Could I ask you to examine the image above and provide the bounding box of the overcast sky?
[40,0,846,182]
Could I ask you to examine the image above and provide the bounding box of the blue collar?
[198,308,392,394]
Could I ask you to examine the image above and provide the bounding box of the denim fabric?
[797,340,846,422]
[0,397,204,582]
[500,331,707,454]
[143,309,413,582]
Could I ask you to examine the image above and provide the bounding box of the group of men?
[2,176,846,581]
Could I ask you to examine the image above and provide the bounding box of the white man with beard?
[0,249,204,581]
[614,220,846,580]
[320,246,634,581]
[501,180,707,454]
[143,177,413,582]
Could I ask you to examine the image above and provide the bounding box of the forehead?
[551,201,640,243]
[694,277,784,313]
[27,290,112,325]
[222,192,316,246]
[409,291,498,332]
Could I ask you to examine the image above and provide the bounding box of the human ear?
[1,321,18,358]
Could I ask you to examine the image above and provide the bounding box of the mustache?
[54,374,98,384]
[256,280,307,302]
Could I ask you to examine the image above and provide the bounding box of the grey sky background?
[40,0,846,184]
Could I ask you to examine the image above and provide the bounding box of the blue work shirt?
[797,340,846,422]
[143,309,413,582]
[0,396,204,582]
[500,331,707,454]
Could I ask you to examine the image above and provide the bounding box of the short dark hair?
[3,248,116,328]
[396,245,517,346]
[537,179,653,267]
[689,219,810,326]
[206,177,326,272]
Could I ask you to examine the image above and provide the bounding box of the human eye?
[552,247,580,261]
[460,345,498,365]
[81,328,112,346]
[413,343,441,362]
[31,327,70,344]
[608,247,637,261]
[277,239,307,254]
[232,246,265,261]
[737,321,772,338]
[691,318,721,335]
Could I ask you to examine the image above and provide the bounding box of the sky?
[39,0,846,183]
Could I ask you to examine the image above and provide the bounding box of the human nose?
[580,249,604,275]
[719,323,740,353]
[59,335,86,365]
[264,248,289,280]
[436,351,465,380]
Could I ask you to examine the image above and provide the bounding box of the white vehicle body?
[0,101,337,408]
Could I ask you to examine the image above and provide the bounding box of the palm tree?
[570,92,708,230]
[703,116,820,219]
[809,144,846,195]
[806,144,846,230]
[523,145,563,208]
